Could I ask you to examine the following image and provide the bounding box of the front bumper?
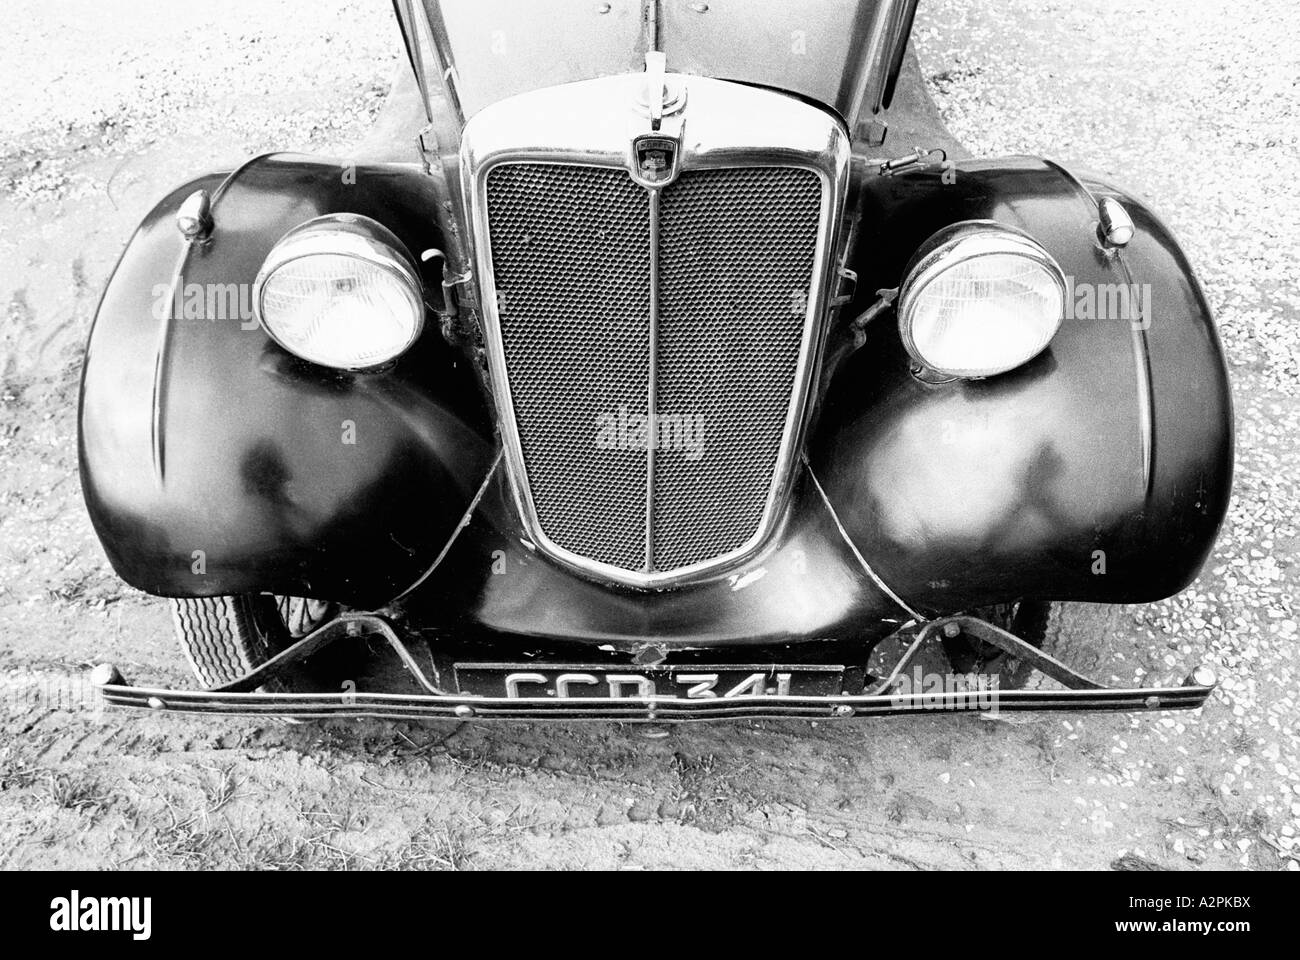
[90,613,1218,723]
[93,681,1216,723]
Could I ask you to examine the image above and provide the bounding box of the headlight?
[254,214,423,370]
[897,222,1066,378]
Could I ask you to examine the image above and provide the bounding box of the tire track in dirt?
[2,664,1036,868]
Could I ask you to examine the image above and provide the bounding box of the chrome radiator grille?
[485,162,822,579]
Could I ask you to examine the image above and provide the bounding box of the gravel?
[0,0,396,206]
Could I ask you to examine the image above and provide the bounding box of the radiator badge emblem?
[630,134,679,188]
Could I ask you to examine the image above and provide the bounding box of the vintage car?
[80,0,1232,721]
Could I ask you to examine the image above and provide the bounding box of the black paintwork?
[814,158,1232,614]
[78,156,495,607]
[397,467,915,654]
[79,152,1232,650]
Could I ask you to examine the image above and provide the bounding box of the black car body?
[80,0,1233,721]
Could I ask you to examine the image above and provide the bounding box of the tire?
[170,595,334,688]
[275,596,337,639]
[942,601,1121,690]
[940,601,1049,681]
[1009,602,1123,690]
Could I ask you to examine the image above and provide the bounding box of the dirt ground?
[1,0,1297,870]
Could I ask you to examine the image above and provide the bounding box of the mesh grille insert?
[488,164,650,570]
[485,161,821,576]
[653,167,820,570]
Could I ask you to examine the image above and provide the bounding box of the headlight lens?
[254,215,423,370]
[897,223,1066,378]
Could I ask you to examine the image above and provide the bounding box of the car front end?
[78,0,1232,721]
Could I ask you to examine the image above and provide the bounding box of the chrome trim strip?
[644,186,660,572]
[1129,315,1156,499]
[151,152,280,484]
[461,73,850,589]
[149,244,191,485]
[393,450,502,600]
[805,459,927,622]
[1040,161,1156,497]
[645,0,658,52]
[1112,249,1157,498]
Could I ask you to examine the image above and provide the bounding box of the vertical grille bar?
[644,187,661,572]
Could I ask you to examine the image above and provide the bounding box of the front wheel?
[170,595,334,687]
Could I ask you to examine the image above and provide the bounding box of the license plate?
[453,663,846,700]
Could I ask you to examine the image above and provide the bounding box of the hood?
[407,0,916,126]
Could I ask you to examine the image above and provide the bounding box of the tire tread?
[170,596,275,688]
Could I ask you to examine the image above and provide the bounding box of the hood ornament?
[630,52,685,188]
[635,51,686,125]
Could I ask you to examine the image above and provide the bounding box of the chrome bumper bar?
[89,612,1219,723]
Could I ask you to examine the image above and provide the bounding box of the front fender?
[79,155,495,605]
[812,157,1233,614]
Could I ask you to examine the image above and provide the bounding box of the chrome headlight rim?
[897,220,1067,380]
[252,214,425,372]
